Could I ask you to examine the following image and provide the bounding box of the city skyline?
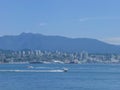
[0,0,120,44]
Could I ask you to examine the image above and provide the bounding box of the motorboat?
[63,68,68,72]
[27,65,34,69]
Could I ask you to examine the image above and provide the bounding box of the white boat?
[63,68,68,72]
[27,66,34,69]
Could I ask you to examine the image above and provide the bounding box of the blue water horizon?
[0,64,120,90]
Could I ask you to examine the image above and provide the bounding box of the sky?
[0,0,120,45]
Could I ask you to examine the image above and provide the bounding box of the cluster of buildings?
[0,50,120,64]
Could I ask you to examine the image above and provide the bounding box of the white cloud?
[80,18,90,22]
[101,37,120,45]
[39,23,47,26]
[80,17,120,22]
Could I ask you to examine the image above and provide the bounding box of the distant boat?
[63,68,68,72]
[27,66,34,69]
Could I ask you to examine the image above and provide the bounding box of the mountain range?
[0,32,120,53]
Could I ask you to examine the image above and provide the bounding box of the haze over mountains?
[0,33,120,53]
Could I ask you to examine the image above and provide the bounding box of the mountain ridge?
[0,33,120,53]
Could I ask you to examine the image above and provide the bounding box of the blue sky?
[0,0,120,44]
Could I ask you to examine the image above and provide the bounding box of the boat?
[63,68,68,72]
[27,66,34,69]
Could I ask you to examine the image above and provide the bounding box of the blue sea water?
[0,64,120,90]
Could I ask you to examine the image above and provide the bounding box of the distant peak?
[20,32,33,35]
[20,32,43,36]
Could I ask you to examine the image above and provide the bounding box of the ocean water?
[0,64,120,90]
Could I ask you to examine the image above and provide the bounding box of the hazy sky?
[0,0,120,44]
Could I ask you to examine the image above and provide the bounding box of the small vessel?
[63,68,68,72]
[27,66,34,69]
